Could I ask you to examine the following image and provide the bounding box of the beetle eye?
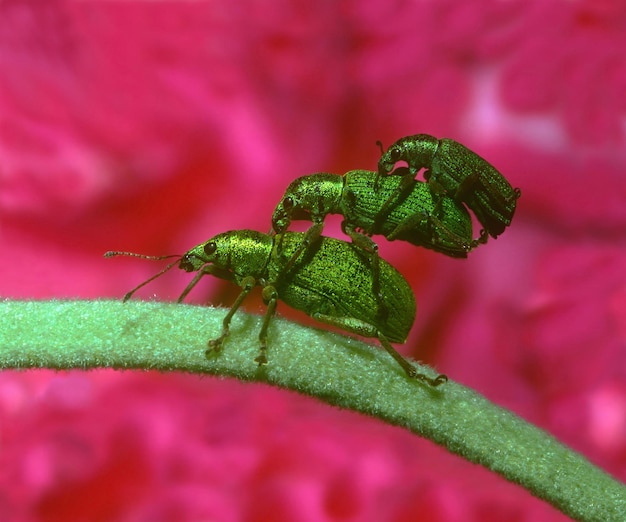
[389,148,403,162]
[203,242,217,256]
[282,197,294,211]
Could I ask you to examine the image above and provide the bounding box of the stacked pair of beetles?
[107,134,520,386]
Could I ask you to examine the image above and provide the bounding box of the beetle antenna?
[104,251,180,260]
[104,251,183,301]
[375,140,385,155]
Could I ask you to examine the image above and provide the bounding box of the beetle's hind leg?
[427,212,487,252]
[472,228,489,248]
[311,313,447,387]
[424,185,488,252]
[377,332,447,386]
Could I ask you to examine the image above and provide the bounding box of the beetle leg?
[430,213,488,251]
[342,223,388,320]
[374,140,386,190]
[450,170,480,201]
[255,284,279,366]
[275,230,285,256]
[384,211,428,241]
[425,177,447,218]
[177,264,233,303]
[473,228,489,248]
[387,211,477,253]
[372,170,415,230]
[206,275,256,357]
[425,176,490,249]
[422,171,448,217]
[377,332,448,386]
[278,222,324,273]
[426,212,473,252]
[312,313,446,387]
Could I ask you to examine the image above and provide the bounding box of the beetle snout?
[179,256,195,272]
[179,254,204,273]
[271,211,289,233]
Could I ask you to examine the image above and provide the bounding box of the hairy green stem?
[1,300,624,521]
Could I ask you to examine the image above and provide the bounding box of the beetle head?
[272,174,343,233]
[271,177,313,233]
[377,139,406,175]
[180,230,273,280]
[180,232,234,272]
[377,134,439,176]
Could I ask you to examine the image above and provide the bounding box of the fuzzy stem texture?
[1,299,624,521]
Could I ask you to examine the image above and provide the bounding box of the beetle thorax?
[303,174,343,219]
[222,231,274,282]
[403,134,439,167]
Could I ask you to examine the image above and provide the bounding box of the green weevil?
[105,230,447,386]
[272,168,483,258]
[377,134,521,238]
[271,168,485,307]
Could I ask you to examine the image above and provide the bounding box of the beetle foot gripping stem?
[205,309,238,359]
[408,368,448,387]
[254,284,279,367]
[378,333,447,387]
[205,276,258,361]
[206,335,226,359]
[254,349,268,366]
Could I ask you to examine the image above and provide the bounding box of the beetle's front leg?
[277,222,325,273]
[177,264,233,303]
[421,170,450,219]
[206,275,256,357]
[372,168,416,230]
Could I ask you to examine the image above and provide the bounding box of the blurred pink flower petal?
[1,1,625,521]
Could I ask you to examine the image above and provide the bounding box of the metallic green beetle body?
[181,230,415,346]
[272,169,482,260]
[377,134,521,238]
[107,230,446,386]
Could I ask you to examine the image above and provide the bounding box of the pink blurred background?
[1,1,625,521]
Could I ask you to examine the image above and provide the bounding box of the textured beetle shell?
[430,139,518,237]
[342,170,473,258]
[269,232,416,343]
[378,134,519,238]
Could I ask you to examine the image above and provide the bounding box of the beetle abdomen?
[272,232,415,342]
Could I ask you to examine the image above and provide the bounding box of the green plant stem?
[1,299,624,521]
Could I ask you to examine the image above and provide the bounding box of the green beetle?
[271,168,484,310]
[272,168,483,259]
[377,134,521,238]
[106,230,447,386]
